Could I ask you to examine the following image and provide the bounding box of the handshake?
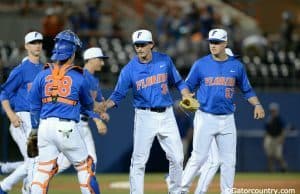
[93,100,112,135]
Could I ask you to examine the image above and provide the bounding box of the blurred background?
[0,0,299,174]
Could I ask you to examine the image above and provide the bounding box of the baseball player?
[193,48,235,194]
[105,29,192,194]
[0,31,44,194]
[166,48,236,194]
[57,47,109,173]
[181,29,265,194]
[82,47,110,122]
[28,29,100,194]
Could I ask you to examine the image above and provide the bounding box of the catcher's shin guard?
[31,159,58,194]
[75,156,100,194]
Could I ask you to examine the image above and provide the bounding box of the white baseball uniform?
[183,39,258,193]
[0,161,23,174]
[195,138,220,194]
[130,107,183,194]
[109,48,188,194]
[57,116,97,173]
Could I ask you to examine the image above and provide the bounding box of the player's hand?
[254,104,265,119]
[94,101,107,113]
[93,118,107,135]
[100,112,110,122]
[182,92,195,100]
[8,113,22,128]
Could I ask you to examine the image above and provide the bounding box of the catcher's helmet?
[51,29,82,61]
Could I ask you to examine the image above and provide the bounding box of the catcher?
[27,47,109,178]
[27,30,104,194]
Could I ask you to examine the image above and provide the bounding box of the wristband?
[254,104,261,106]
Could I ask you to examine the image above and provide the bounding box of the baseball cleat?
[0,186,7,194]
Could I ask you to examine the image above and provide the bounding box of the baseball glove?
[27,129,38,158]
[93,118,107,135]
[179,97,200,112]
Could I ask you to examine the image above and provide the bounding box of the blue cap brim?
[133,41,152,44]
[27,38,43,43]
[208,38,226,42]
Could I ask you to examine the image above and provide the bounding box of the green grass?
[1,172,300,194]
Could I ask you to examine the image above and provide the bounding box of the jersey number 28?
[44,75,72,97]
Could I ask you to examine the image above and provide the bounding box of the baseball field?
[1,172,300,194]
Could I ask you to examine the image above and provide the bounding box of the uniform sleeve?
[81,109,100,119]
[29,74,43,129]
[185,62,200,92]
[167,57,188,91]
[0,90,12,101]
[237,63,256,99]
[0,66,23,100]
[87,110,100,119]
[109,67,132,106]
[79,78,94,111]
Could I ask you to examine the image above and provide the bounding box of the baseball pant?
[182,110,236,194]
[31,118,100,194]
[130,107,183,194]
[0,161,23,174]
[195,138,220,194]
[57,118,97,173]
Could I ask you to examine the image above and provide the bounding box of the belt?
[42,117,75,122]
[137,107,167,113]
[80,116,89,122]
[42,97,77,106]
[59,118,72,122]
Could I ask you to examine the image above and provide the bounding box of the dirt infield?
[140,175,300,193]
[3,172,300,194]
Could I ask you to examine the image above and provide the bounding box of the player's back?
[30,66,93,122]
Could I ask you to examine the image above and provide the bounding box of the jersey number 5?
[45,75,72,97]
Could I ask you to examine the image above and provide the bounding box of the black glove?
[27,129,38,158]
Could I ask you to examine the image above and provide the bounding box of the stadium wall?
[1,90,299,172]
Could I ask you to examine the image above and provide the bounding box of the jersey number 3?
[45,75,72,97]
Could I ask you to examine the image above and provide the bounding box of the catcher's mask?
[51,29,82,61]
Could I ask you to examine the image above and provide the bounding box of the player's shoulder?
[9,62,25,75]
[70,65,84,74]
[37,67,51,77]
[228,56,244,68]
[123,58,136,71]
[21,58,43,68]
[83,68,91,77]
[83,68,96,81]
[45,63,83,75]
[193,54,211,66]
